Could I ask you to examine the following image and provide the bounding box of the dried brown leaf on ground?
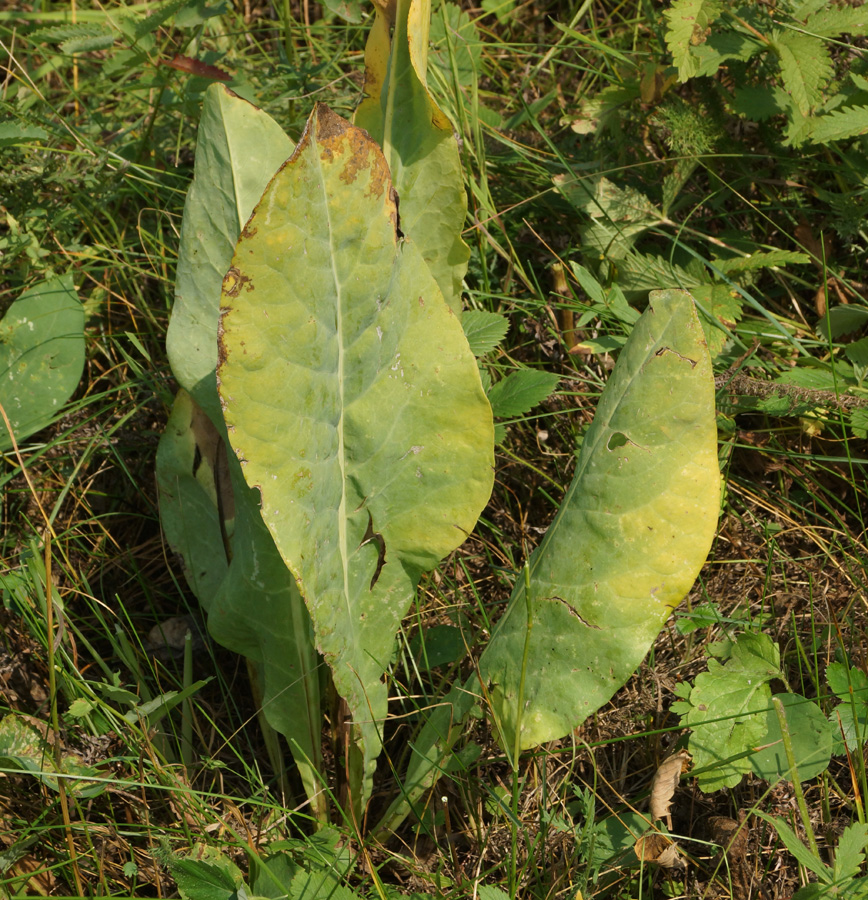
[650,749,690,828]
[634,832,686,870]
[709,812,751,900]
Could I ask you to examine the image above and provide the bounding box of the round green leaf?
[750,692,832,783]
[0,275,84,450]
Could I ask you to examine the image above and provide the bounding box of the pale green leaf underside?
[0,274,85,451]
[167,83,293,424]
[218,104,494,803]
[155,390,324,819]
[160,86,325,818]
[479,289,719,751]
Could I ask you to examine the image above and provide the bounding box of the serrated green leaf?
[757,395,794,416]
[480,290,719,752]
[834,823,868,882]
[555,176,661,260]
[0,275,85,451]
[845,337,868,368]
[0,122,49,147]
[488,369,560,418]
[218,104,493,812]
[827,663,868,754]
[31,23,107,42]
[462,310,509,356]
[0,714,105,798]
[174,0,230,27]
[804,6,868,37]
[477,888,511,900]
[692,284,743,357]
[322,0,362,22]
[748,693,832,783]
[171,858,242,900]
[714,250,810,274]
[663,0,724,81]
[250,851,298,899]
[829,664,868,699]
[692,30,764,77]
[776,365,843,393]
[289,868,360,900]
[727,631,781,675]
[576,335,628,355]
[430,1,483,88]
[850,408,868,438]
[61,32,115,53]
[609,252,699,294]
[784,100,815,147]
[731,85,786,121]
[355,0,469,312]
[133,0,193,38]
[793,0,828,17]
[773,31,833,115]
[810,105,868,144]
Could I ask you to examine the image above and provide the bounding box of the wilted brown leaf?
[634,832,686,870]
[650,749,690,828]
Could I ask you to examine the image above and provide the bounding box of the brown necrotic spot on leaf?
[313,104,390,202]
[223,266,252,297]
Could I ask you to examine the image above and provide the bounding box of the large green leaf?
[374,288,718,837]
[156,390,325,820]
[354,0,469,313]
[159,85,325,818]
[166,83,293,424]
[478,289,719,753]
[0,275,84,451]
[217,103,494,810]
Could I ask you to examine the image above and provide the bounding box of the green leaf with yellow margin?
[478,288,719,753]
[355,0,469,313]
[217,104,494,813]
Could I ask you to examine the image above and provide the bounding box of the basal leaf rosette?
[217,103,494,810]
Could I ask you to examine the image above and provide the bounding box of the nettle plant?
[156,0,720,831]
[663,0,868,147]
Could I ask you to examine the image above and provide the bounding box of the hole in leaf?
[607,431,629,451]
